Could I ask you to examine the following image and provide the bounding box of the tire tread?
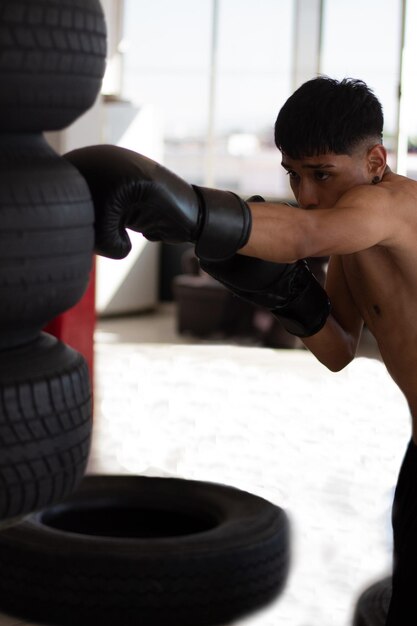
[0,0,106,131]
[0,343,92,520]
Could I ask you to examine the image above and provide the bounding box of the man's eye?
[315,171,330,181]
[286,170,298,179]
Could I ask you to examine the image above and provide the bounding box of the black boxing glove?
[64,145,251,261]
[201,255,330,337]
[200,196,330,338]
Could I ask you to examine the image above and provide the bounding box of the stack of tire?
[0,0,106,525]
[0,2,291,625]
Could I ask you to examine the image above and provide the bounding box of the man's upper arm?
[324,255,363,345]
[300,255,364,370]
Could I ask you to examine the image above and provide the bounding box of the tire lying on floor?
[0,333,92,524]
[352,577,392,626]
[0,474,291,626]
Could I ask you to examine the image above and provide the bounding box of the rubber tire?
[0,332,92,523]
[0,0,106,132]
[0,133,94,349]
[0,474,290,626]
[352,577,392,626]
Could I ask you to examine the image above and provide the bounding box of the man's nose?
[296,180,319,209]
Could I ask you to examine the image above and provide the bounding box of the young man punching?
[66,76,417,624]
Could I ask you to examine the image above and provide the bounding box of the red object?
[44,264,96,384]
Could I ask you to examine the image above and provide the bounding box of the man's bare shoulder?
[380,171,417,234]
[381,169,417,195]
[334,171,417,233]
[340,170,417,201]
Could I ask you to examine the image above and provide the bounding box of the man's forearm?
[302,314,361,372]
[240,202,310,263]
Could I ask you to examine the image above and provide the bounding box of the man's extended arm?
[65,145,396,264]
[242,187,395,262]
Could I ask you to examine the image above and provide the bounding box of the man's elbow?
[308,340,356,372]
[322,351,355,373]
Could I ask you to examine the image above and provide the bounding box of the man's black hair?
[274,76,384,159]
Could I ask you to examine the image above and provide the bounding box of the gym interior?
[1,1,417,625]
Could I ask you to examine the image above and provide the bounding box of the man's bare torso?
[341,170,417,419]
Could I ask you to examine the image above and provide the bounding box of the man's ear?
[367,144,387,180]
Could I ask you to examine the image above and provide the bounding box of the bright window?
[120,0,294,198]
[321,0,402,153]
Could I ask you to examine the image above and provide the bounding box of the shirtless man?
[66,76,415,624]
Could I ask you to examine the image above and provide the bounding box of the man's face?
[281,151,372,210]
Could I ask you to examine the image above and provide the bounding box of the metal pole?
[291,0,324,91]
[205,0,219,187]
[395,0,408,175]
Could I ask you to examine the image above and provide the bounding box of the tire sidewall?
[4,475,287,559]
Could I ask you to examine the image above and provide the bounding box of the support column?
[291,0,324,91]
[394,0,408,175]
[205,0,220,187]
